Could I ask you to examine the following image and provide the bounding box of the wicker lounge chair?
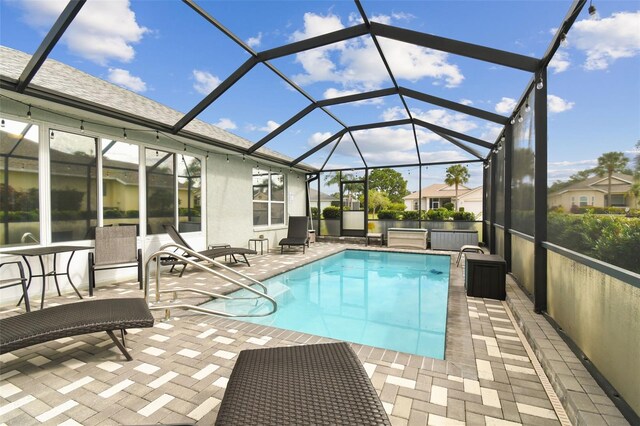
[163,225,256,276]
[279,216,310,254]
[0,298,154,361]
[216,342,390,425]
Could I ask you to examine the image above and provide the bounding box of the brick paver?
[0,242,628,425]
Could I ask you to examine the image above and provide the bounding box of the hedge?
[377,210,399,220]
[548,212,640,273]
[322,206,340,219]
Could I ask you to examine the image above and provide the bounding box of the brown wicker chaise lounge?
[163,224,256,276]
[216,342,391,425]
[0,298,154,361]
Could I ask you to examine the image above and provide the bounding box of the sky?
[1,0,639,191]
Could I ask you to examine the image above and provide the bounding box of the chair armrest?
[0,261,26,276]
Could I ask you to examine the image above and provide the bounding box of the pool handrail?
[144,243,277,319]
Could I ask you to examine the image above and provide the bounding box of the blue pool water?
[202,250,450,359]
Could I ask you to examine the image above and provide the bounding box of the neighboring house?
[403,184,483,218]
[548,173,636,210]
[309,188,339,210]
[456,186,483,220]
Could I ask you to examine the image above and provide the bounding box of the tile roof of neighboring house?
[0,46,297,165]
[457,186,483,200]
[309,188,338,201]
[550,173,634,194]
[403,183,472,200]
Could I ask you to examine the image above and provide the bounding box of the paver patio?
[0,242,628,425]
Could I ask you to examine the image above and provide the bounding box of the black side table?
[465,253,506,300]
[248,238,269,255]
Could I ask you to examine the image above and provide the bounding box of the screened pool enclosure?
[0,0,638,421]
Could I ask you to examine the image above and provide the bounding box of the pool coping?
[505,278,630,426]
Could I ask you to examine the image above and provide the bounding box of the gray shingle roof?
[0,46,299,166]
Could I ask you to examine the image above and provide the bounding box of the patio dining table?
[4,245,92,310]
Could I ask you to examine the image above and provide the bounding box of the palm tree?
[444,165,470,210]
[593,152,629,207]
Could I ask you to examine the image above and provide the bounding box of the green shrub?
[402,210,420,220]
[0,210,39,222]
[178,207,200,217]
[443,202,454,211]
[104,208,124,218]
[426,208,450,220]
[451,211,475,221]
[311,207,319,219]
[458,207,465,212]
[388,202,406,211]
[548,212,640,273]
[377,210,399,220]
[322,206,340,219]
[126,210,139,218]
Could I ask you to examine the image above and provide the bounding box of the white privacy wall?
[206,156,307,251]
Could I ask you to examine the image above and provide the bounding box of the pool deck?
[0,242,629,425]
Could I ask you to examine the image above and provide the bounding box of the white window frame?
[252,168,286,228]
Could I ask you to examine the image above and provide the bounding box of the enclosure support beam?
[489,151,497,254]
[534,68,548,313]
[503,127,513,271]
[370,22,540,72]
[16,1,86,93]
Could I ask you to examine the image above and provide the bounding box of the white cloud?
[290,13,464,91]
[17,0,148,65]
[570,11,640,70]
[192,70,221,95]
[480,124,503,142]
[495,97,517,114]
[291,12,345,42]
[107,68,146,92]
[459,99,474,106]
[548,159,597,167]
[377,39,464,88]
[548,50,570,74]
[247,32,262,48]
[308,132,333,146]
[259,120,280,132]
[547,94,575,113]
[214,118,237,130]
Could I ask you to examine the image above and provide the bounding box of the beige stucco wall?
[511,235,534,294]
[548,190,603,211]
[547,251,640,414]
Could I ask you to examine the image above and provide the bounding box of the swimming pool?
[203,250,450,359]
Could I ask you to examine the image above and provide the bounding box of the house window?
[579,196,588,207]
[177,154,201,232]
[606,194,625,207]
[253,168,285,226]
[0,118,40,247]
[431,200,440,209]
[146,148,175,235]
[50,130,97,242]
[102,140,139,231]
